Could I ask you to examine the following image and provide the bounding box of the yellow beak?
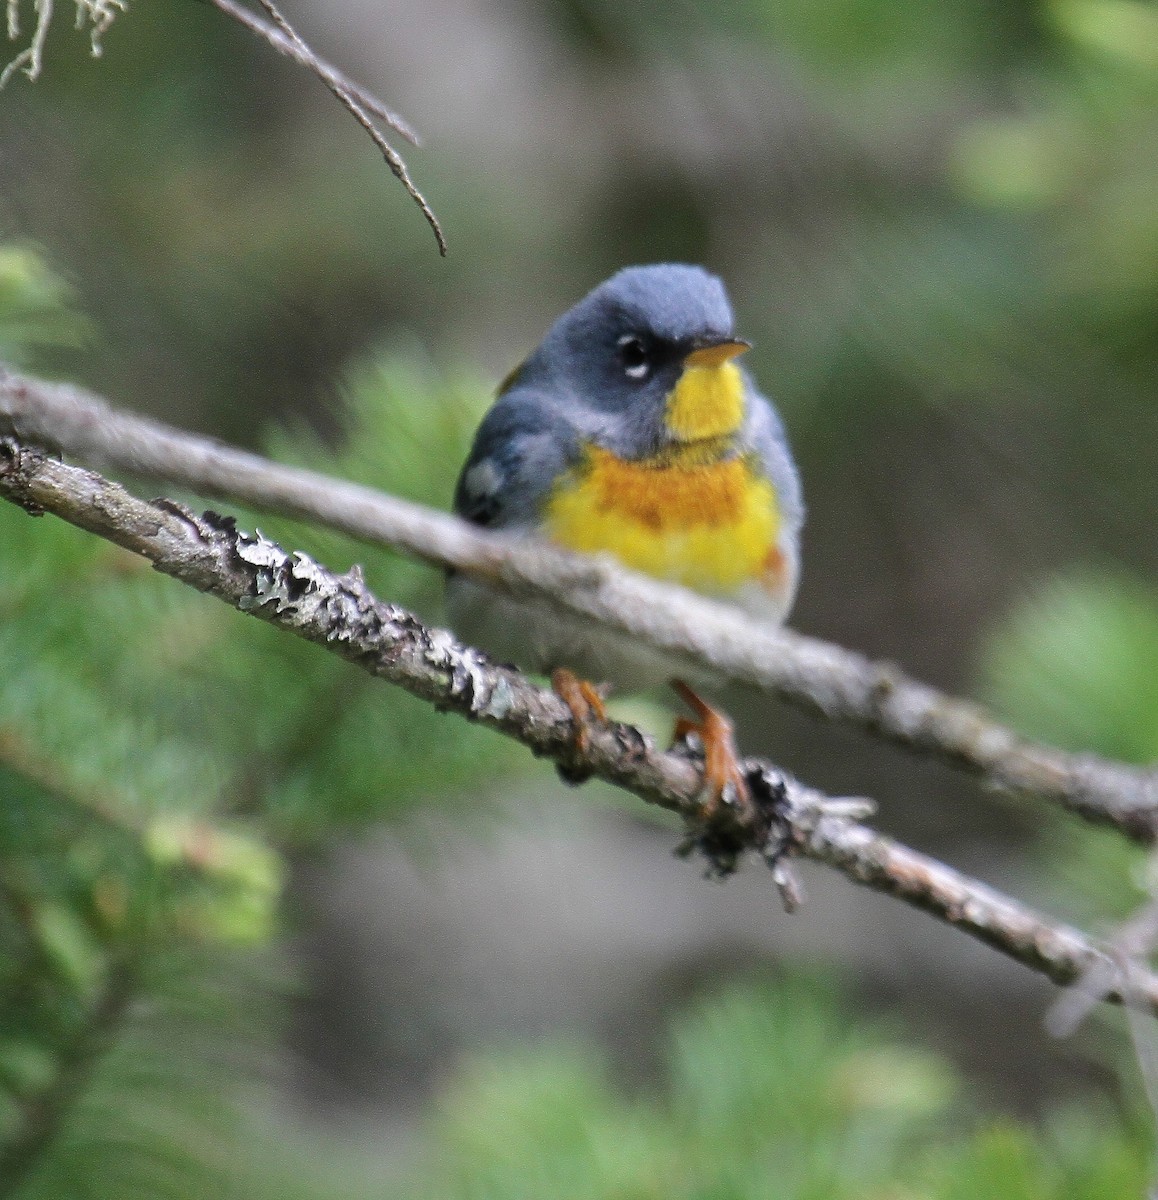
[683,339,751,369]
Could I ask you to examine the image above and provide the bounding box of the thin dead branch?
[1,436,1155,1016]
[208,0,446,255]
[2,365,1155,841]
[1047,875,1158,1192]
[1,0,55,86]
[207,0,420,145]
[1,0,443,252]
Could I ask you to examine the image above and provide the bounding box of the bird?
[447,263,803,809]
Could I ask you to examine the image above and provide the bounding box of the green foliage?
[950,0,1158,308]
[981,571,1158,766]
[922,1118,1149,1200]
[4,0,1157,1189]
[0,259,521,1192]
[0,248,90,366]
[407,978,1151,1199]
[980,570,1158,922]
[1,345,511,834]
[1050,0,1158,71]
[6,948,329,1200]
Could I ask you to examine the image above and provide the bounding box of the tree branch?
[206,0,421,145]
[3,0,444,249]
[206,0,447,255]
[1,436,1156,1017]
[2,365,1155,841]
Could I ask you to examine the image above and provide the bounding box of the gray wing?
[742,378,804,537]
[453,387,583,532]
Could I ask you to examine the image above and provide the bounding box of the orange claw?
[551,667,609,756]
[671,679,749,814]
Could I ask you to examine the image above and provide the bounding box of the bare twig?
[206,0,420,145]
[1,0,53,87]
[2,1,129,85]
[2,0,443,249]
[1047,881,1158,1192]
[2,366,1156,840]
[1048,900,1158,1038]
[1,437,1156,1015]
[207,0,446,255]
[74,0,126,59]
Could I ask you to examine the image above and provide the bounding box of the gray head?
[524,264,744,452]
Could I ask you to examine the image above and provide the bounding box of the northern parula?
[447,263,804,804]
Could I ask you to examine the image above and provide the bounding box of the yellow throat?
[664,356,745,443]
[544,356,781,594]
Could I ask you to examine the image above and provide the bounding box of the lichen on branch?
[2,434,1155,1020]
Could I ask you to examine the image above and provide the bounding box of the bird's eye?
[617,335,649,380]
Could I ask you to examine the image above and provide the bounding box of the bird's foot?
[551,667,610,784]
[670,679,749,817]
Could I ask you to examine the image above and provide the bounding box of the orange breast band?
[544,444,780,593]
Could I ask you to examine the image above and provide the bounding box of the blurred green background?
[1,0,1157,1194]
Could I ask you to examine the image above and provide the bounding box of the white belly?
[443,547,796,694]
